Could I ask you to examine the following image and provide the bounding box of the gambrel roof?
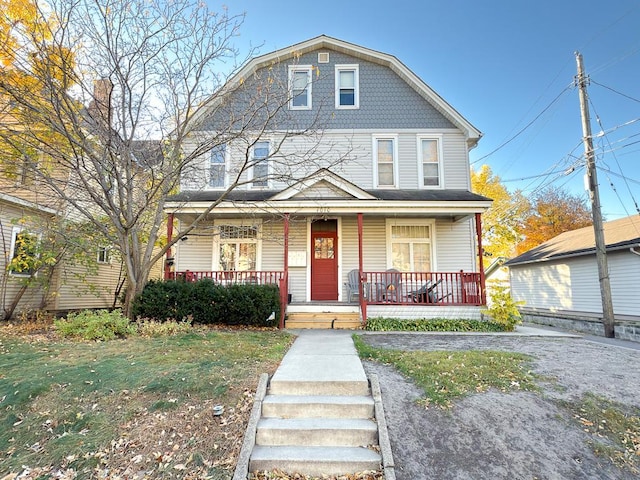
[196,35,482,147]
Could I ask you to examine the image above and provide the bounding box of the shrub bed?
[132,279,281,327]
[364,317,508,332]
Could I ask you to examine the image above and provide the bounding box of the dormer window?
[335,65,359,109]
[289,66,312,110]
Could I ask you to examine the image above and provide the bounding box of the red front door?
[311,230,338,301]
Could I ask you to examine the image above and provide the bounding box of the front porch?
[165,268,486,328]
[164,172,490,328]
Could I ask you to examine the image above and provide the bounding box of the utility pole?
[575,51,615,338]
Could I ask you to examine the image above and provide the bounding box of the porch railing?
[362,270,484,306]
[167,270,284,285]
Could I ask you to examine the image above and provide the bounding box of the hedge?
[132,279,281,327]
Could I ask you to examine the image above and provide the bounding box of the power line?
[471,85,572,165]
[589,97,640,213]
[591,79,640,104]
[599,167,640,186]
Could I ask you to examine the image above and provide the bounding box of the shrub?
[481,286,525,331]
[54,309,136,341]
[136,318,193,337]
[364,316,507,332]
[132,279,281,327]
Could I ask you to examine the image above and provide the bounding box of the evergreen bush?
[132,279,280,327]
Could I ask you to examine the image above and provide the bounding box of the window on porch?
[217,225,258,271]
[387,221,433,272]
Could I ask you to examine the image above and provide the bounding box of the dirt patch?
[359,333,640,480]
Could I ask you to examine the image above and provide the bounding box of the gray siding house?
[164,35,491,327]
[506,215,640,341]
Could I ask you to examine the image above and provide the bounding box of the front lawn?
[0,329,292,479]
[354,335,538,408]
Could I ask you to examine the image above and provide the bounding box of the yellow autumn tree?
[471,165,529,260]
[0,0,75,191]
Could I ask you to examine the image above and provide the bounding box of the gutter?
[630,244,640,257]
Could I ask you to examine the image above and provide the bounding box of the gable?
[271,169,376,201]
[290,179,357,200]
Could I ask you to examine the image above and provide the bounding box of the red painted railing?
[167,270,284,285]
[362,270,484,306]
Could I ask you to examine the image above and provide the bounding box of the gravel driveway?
[358,328,640,480]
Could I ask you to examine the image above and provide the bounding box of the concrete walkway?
[269,330,369,395]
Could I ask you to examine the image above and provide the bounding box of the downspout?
[358,213,367,326]
[164,213,174,280]
[280,213,290,329]
[630,244,640,256]
[475,213,486,305]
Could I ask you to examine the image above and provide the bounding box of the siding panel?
[510,251,640,317]
[435,218,475,271]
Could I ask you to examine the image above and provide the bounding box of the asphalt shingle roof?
[167,189,490,203]
[505,215,640,266]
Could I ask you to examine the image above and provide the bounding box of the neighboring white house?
[164,35,492,328]
[506,215,640,341]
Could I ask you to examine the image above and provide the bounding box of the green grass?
[354,335,538,408]
[364,317,509,332]
[563,393,640,474]
[0,330,292,476]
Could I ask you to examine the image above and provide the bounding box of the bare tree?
[0,0,341,316]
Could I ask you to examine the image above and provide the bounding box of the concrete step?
[262,394,375,419]
[256,417,378,447]
[249,445,381,477]
[268,379,370,396]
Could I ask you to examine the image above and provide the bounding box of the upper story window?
[289,66,313,110]
[251,141,270,188]
[373,135,397,188]
[97,246,111,264]
[335,65,359,109]
[209,144,226,189]
[418,137,442,188]
[8,227,39,277]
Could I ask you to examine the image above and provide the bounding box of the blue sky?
[212,0,640,220]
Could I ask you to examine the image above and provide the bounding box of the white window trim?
[212,220,263,271]
[288,65,313,110]
[385,219,437,271]
[208,144,228,190]
[250,140,271,189]
[8,226,40,277]
[417,134,444,189]
[97,246,112,264]
[335,64,359,109]
[372,134,399,188]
